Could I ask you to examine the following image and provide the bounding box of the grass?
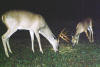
[0,40,100,67]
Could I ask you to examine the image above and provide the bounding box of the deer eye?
[54,36,57,39]
[53,35,57,39]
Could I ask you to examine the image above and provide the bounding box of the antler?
[58,28,70,43]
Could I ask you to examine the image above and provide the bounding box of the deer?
[71,18,94,46]
[1,10,59,57]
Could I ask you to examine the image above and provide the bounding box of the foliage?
[0,41,100,67]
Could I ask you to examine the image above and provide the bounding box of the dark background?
[0,0,100,42]
[0,0,97,19]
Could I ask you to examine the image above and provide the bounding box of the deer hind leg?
[89,30,92,43]
[85,30,90,42]
[91,29,94,42]
[34,30,43,53]
[90,27,94,42]
[7,38,12,53]
[29,30,35,52]
[2,35,9,57]
[1,29,17,57]
[88,26,94,43]
[76,34,80,44]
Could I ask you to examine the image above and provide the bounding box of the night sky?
[0,0,98,20]
[0,0,100,41]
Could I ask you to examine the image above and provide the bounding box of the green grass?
[0,41,100,67]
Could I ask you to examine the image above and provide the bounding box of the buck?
[1,10,59,57]
[71,18,94,46]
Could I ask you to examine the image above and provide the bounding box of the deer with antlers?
[71,18,94,46]
[1,10,59,57]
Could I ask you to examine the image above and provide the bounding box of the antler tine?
[58,28,70,43]
[61,32,70,43]
[62,28,65,32]
[58,28,65,43]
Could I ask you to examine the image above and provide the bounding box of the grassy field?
[0,38,100,67]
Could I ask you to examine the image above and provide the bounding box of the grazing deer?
[71,18,94,46]
[1,10,59,57]
[58,28,70,43]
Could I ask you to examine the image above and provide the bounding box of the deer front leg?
[34,31,43,53]
[57,34,60,43]
[29,30,35,52]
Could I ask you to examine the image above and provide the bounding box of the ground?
[0,34,100,67]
